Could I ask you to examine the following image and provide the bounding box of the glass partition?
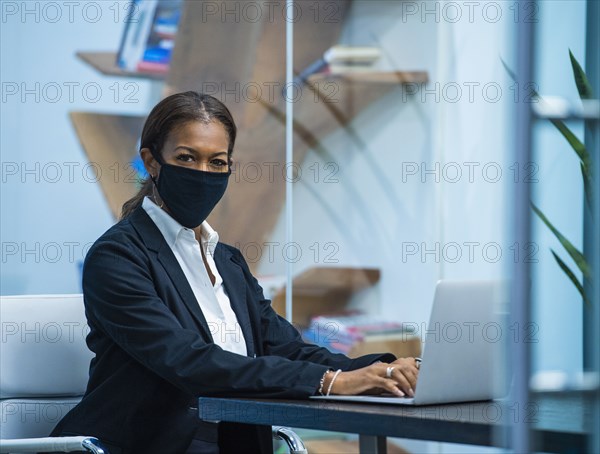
[528,1,599,453]
[272,0,518,451]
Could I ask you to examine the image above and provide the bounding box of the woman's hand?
[388,357,420,395]
[324,358,419,397]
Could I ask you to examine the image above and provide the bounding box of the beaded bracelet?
[326,369,342,396]
[318,369,332,396]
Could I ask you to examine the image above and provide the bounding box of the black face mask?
[151,162,230,229]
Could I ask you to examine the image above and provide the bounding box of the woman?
[51,92,419,454]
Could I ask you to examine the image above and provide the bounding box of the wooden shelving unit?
[308,70,429,85]
[70,112,144,217]
[271,267,381,326]
[70,0,429,271]
[76,51,166,80]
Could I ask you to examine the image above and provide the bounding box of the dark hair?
[120,91,237,219]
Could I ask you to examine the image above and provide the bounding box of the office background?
[1,1,596,452]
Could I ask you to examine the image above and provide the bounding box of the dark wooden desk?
[198,394,591,453]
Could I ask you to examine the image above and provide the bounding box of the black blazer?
[51,206,395,453]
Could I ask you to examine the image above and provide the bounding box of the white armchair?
[0,294,105,453]
[0,294,307,454]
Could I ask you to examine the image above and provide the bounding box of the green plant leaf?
[502,55,593,201]
[503,54,595,306]
[549,118,591,173]
[581,162,592,208]
[531,202,591,278]
[569,49,594,99]
[501,57,591,170]
[551,250,589,305]
[549,119,593,202]
[500,57,518,84]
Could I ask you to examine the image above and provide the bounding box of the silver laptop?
[311,280,508,406]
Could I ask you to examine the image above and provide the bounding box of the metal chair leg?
[272,426,308,454]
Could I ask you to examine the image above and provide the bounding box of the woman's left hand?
[388,357,419,395]
[357,357,420,397]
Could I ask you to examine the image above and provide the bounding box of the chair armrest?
[272,426,308,454]
[0,436,107,453]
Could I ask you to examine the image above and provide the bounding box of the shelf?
[308,70,429,85]
[76,51,166,80]
[70,112,145,217]
[271,267,381,325]
[279,267,380,298]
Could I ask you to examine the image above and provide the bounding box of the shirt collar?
[141,197,219,254]
[200,219,219,257]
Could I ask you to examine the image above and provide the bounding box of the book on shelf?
[117,0,182,75]
[322,63,381,75]
[322,46,382,75]
[295,45,382,83]
[323,45,382,65]
[117,0,157,72]
[302,312,416,355]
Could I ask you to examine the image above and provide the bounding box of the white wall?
[1,1,158,294]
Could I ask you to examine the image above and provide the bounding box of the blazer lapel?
[129,207,213,340]
[214,245,256,357]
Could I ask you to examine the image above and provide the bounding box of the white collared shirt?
[142,197,247,356]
